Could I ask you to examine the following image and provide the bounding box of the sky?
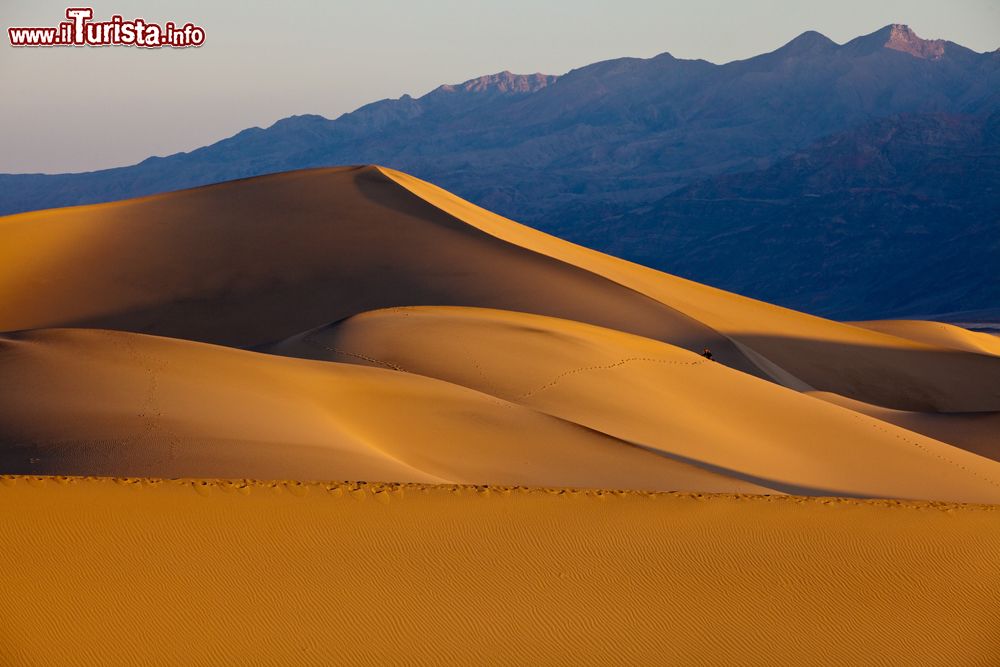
[2,0,998,174]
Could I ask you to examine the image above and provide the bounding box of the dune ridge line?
[3,475,998,511]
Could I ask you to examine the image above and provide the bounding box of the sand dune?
[0,328,766,493]
[0,166,760,376]
[3,165,996,412]
[0,165,997,500]
[271,306,1000,502]
[1,477,998,666]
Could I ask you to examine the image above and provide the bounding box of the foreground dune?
[271,306,1000,502]
[1,476,998,666]
[2,319,998,501]
[0,328,766,493]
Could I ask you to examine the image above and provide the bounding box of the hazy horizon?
[3,0,999,174]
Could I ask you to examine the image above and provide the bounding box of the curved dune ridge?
[270,306,1000,502]
[0,165,999,501]
[1,477,999,666]
[0,328,763,493]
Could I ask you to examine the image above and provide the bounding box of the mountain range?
[2,23,998,319]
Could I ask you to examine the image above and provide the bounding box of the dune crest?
[810,390,1000,463]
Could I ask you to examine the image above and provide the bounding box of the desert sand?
[1,166,998,663]
[1,165,997,500]
[1,477,998,666]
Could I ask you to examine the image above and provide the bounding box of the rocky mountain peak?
[883,24,947,60]
[433,71,558,96]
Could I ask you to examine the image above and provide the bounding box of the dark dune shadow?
[734,334,1000,412]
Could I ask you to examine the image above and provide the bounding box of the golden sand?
[1,476,997,666]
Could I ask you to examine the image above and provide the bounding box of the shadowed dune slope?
[380,167,1000,412]
[0,166,760,376]
[852,319,1000,357]
[1,477,998,666]
[271,306,1000,503]
[811,390,1000,464]
[0,328,767,493]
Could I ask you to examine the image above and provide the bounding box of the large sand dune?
[0,166,760,376]
[2,164,997,412]
[1,477,997,666]
[810,390,1000,464]
[0,165,998,499]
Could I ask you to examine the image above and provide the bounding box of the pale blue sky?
[2,0,998,173]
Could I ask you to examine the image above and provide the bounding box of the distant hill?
[578,111,1000,319]
[2,24,997,318]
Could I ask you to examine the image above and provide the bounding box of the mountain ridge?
[1,24,997,319]
[4,24,990,180]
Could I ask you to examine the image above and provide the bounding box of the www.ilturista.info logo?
[8,7,205,48]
